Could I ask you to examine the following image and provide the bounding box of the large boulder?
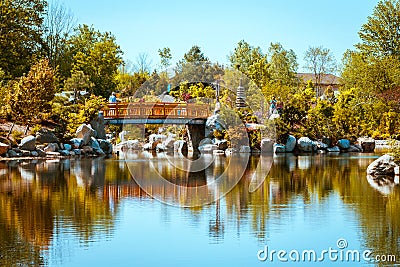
[70,138,83,149]
[90,112,106,139]
[285,135,296,152]
[273,143,286,153]
[316,141,329,150]
[36,128,59,144]
[205,114,225,137]
[89,137,105,155]
[98,139,113,154]
[367,154,398,176]
[44,143,60,152]
[348,145,363,152]
[0,142,9,156]
[358,137,375,152]
[261,138,274,153]
[297,137,317,152]
[75,124,96,145]
[337,139,350,149]
[19,135,36,151]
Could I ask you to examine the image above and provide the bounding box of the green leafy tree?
[0,0,46,77]
[158,47,172,69]
[268,42,298,86]
[63,70,94,101]
[356,0,400,58]
[9,59,56,123]
[65,24,123,97]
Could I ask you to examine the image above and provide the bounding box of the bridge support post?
[186,123,205,153]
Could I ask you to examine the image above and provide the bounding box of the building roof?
[296,73,341,85]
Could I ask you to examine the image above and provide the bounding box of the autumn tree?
[9,59,56,123]
[0,0,47,77]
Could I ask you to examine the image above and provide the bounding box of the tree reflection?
[0,153,398,267]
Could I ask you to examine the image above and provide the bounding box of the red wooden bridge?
[102,102,210,125]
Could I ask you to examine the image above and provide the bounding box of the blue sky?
[63,0,379,72]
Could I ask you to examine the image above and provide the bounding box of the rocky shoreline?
[0,124,113,161]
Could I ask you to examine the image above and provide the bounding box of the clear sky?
[63,0,379,72]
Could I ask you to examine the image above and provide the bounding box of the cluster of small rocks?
[262,136,376,154]
[0,124,112,159]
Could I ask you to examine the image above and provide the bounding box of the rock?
[7,150,18,157]
[225,148,238,155]
[36,149,46,157]
[316,141,329,150]
[98,139,113,154]
[156,143,166,152]
[327,146,340,152]
[143,141,160,150]
[89,137,105,155]
[30,151,39,157]
[162,137,175,150]
[173,140,188,154]
[19,135,36,151]
[0,142,9,156]
[35,128,59,144]
[75,124,96,145]
[73,149,81,155]
[297,137,317,152]
[58,150,70,156]
[143,143,152,150]
[90,112,106,139]
[82,146,93,154]
[285,135,296,152]
[321,137,332,147]
[70,138,83,149]
[44,143,60,153]
[149,134,166,142]
[261,138,274,153]
[36,144,45,150]
[214,139,228,150]
[213,150,225,155]
[337,139,350,149]
[46,151,61,157]
[199,138,213,146]
[367,154,398,176]
[358,137,375,152]
[273,143,286,153]
[239,145,251,153]
[206,114,225,131]
[63,144,72,151]
[199,144,218,153]
[20,150,31,157]
[348,145,363,152]
[69,151,75,156]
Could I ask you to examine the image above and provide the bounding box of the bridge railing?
[102,102,210,119]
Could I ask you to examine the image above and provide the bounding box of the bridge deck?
[102,102,210,124]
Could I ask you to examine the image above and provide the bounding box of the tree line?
[0,0,399,143]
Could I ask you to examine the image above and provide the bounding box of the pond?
[0,152,399,266]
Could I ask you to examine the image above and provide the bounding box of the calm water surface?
[0,152,399,267]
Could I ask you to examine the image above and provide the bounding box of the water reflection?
[0,153,398,266]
